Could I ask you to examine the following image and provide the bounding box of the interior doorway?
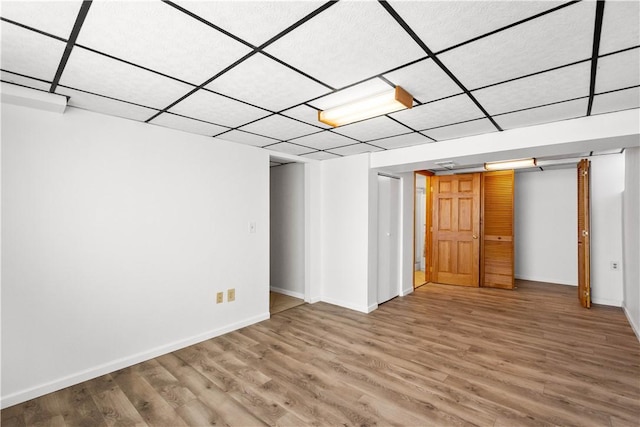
[377,173,401,304]
[415,174,427,287]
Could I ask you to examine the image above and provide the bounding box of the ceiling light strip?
[484,158,537,171]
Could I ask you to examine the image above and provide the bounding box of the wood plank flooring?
[3,280,639,426]
[269,292,304,315]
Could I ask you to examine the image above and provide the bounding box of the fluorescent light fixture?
[484,158,537,171]
[318,86,413,127]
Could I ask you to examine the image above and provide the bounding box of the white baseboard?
[623,305,640,342]
[514,274,577,286]
[320,296,372,314]
[592,297,622,307]
[270,286,304,300]
[400,287,414,296]
[0,312,270,409]
[306,295,321,304]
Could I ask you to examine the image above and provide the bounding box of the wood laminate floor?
[269,292,304,315]
[3,280,639,426]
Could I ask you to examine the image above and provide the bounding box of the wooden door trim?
[414,171,433,288]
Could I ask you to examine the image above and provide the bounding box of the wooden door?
[481,170,515,289]
[432,173,481,286]
[577,159,591,308]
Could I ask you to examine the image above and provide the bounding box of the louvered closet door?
[577,159,591,308]
[481,170,515,289]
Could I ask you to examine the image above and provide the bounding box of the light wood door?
[432,173,481,286]
[577,159,591,308]
[481,170,515,289]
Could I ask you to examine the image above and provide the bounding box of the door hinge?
[582,170,588,176]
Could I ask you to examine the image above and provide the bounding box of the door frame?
[414,171,434,288]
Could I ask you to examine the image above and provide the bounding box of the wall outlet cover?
[228,288,235,302]
[216,292,224,304]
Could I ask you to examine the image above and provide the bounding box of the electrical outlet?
[216,292,223,304]
[228,288,235,302]
[611,261,619,270]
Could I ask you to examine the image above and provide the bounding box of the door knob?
[472,234,478,239]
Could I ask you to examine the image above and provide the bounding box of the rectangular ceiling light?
[484,158,537,171]
[318,86,413,127]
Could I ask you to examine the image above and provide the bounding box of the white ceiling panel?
[281,104,331,128]
[216,130,280,147]
[472,62,591,115]
[372,133,432,150]
[595,49,640,94]
[0,1,82,39]
[1,23,66,81]
[388,0,562,53]
[301,151,341,161]
[173,1,324,47]
[264,1,425,89]
[76,1,251,85]
[168,89,270,128]
[206,53,330,111]
[592,148,624,156]
[391,94,485,130]
[1,71,51,91]
[149,113,229,137]
[599,1,640,55]
[239,114,320,140]
[56,87,158,122]
[384,58,462,103]
[494,98,587,130]
[266,142,314,156]
[309,78,392,110]
[290,131,355,151]
[591,87,640,116]
[422,118,497,141]
[327,143,383,156]
[60,48,194,110]
[333,116,410,141]
[439,1,595,90]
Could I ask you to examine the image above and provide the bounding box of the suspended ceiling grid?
[1,1,638,161]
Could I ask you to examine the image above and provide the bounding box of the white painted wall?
[622,146,640,339]
[1,104,270,408]
[515,169,577,285]
[399,172,414,296]
[590,154,625,306]
[320,154,373,313]
[305,161,322,304]
[270,163,304,298]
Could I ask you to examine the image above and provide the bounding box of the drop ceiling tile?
[388,0,562,53]
[1,71,51,91]
[472,62,591,115]
[383,58,462,103]
[309,79,392,110]
[206,53,330,111]
[327,143,383,156]
[1,23,66,81]
[593,148,624,156]
[168,90,271,128]
[56,87,159,122]
[333,116,410,141]
[372,133,432,150]
[422,119,498,141]
[596,49,640,94]
[591,87,640,115]
[60,48,194,110]
[301,151,341,161]
[172,1,324,47]
[290,131,355,151]
[599,1,640,55]
[0,0,82,39]
[216,130,280,147]
[239,115,320,141]
[264,1,425,89]
[218,130,280,147]
[439,1,595,90]
[391,94,485,130]
[266,142,314,156]
[494,98,587,130]
[281,104,331,128]
[149,113,229,137]
[76,1,251,84]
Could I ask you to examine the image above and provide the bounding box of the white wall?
[270,163,304,298]
[320,154,373,312]
[623,146,640,339]
[1,104,270,408]
[515,169,577,285]
[590,154,625,306]
[399,172,414,296]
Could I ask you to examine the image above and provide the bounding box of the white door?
[378,175,401,304]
